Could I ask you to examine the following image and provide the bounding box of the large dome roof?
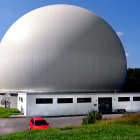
[0,4,126,92]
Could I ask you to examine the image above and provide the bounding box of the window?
[31,119,34,124]
[35,120,48,126]
[77,98,91,103]
[21,97,23,102]
[0,93,5,95]
[10,94,18,96]
[36,98,53,104]
[118,97,130,102]
[57,98,73,103]
[133,97,140,101]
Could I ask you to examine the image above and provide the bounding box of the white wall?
[75,94,97,115]
[112,94,132,112]
[19,92,140,117]
[92,93,140,113]
[17,93,27,116]
[27,94,76,117]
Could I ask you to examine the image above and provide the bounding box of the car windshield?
[35,120,48,126]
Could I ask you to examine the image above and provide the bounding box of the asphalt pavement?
[0,114,123,135]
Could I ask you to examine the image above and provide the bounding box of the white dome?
[0,4,126,92]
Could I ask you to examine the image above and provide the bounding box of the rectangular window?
[133,97,140,101]
[36,98,53,104]
[21,97,23,102]
[77,98,91,103]
[57,98,73,103]
[10,94,18,96]
[0,93,5,95]
[118,97,130,102]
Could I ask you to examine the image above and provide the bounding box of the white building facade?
[18,92,140,117]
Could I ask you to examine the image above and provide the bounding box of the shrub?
[82,110,102,125]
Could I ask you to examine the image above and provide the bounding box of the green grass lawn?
[0,107,20,118]
[0,113,140,140]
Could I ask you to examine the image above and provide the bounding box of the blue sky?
[0,0,139,68]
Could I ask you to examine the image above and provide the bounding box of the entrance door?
[98,98,112,114]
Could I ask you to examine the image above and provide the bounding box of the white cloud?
[116,31,124,37]
[125,52,130,57]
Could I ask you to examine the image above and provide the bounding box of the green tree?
[123,68,140,92]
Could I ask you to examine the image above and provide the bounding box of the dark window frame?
[118,97,130,102]
[36,98,53,104]
[77,98,91,103]
[57,98,73,104]
[10,94,18,96]
[21,97,23,102]
[133,97,140,101]
[0,93,5,95]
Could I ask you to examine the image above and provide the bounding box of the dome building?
[0,5,140,116]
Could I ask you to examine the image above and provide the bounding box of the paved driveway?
[0,116,83,135]
[0,114,123,135]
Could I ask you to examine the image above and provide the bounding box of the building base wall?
[17,92,140,117]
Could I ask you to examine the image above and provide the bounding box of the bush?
[82,110,102,125]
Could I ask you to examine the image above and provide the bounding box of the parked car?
[29,117,49,130]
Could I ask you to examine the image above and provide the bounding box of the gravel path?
[0,114,123,135]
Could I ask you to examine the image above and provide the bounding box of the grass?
[0,113,140,139]
[0,107,20,118]
[114,113,140,125]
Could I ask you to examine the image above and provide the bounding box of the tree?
[122,68,140,92]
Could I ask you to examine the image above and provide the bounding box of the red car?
[29,117,50,130]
